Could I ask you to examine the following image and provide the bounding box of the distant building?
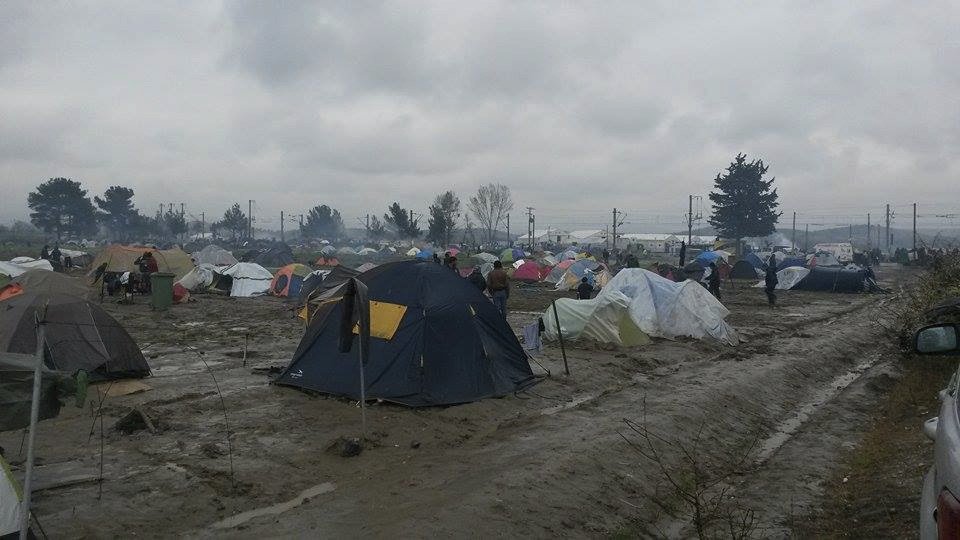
[516,228,571,246]
[568,229,607,246]
[621,233,680,253]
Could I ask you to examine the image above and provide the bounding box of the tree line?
[24,154,780,251]
[24,178,517,247]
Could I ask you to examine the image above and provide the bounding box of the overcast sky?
[2,1,958,233]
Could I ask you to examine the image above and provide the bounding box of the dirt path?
[0,267,917,538]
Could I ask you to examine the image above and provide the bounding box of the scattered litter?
[95,379,153,398]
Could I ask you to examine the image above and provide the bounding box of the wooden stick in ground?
[551,299,570,376]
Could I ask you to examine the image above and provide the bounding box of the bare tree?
[468,183,514,245]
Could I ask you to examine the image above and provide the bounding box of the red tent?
[513,262,547,283]
[314,257,341,267]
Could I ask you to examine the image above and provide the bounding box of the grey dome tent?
[276,260,538,406]
[0,292,150,380]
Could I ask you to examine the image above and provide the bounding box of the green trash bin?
[150,272,175,310]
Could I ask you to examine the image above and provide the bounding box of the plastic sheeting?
[191,245,238,266]
[217,262,273,297]
[176,264,216,291]
[753,266,810,290]
[545,268,739,345]
[0,258,54,277]
[1,455,22,537]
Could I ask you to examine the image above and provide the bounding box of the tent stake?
[551,300,570,376]
[21,308,47,539]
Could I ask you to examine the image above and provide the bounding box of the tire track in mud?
[257,292,900,537]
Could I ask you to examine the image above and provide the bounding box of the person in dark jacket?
[765,254,779,307]
[467,267,486,292]
[486,261,510,317]
[49,245,62,271]
[678,241,686,267]
[40,245,50,260]
[577,277,593,300]
[707,262,721,300]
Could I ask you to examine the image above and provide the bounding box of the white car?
[915,323,960,538]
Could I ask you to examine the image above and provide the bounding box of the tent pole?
[551,300,570,376]
[21,308,47,539]
[358,304,367,440]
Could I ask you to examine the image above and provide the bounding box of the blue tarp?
[777,257,806,271]
[695,251,725,264]
[415,249,434,260]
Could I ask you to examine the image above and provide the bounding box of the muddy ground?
[1,265,923,538]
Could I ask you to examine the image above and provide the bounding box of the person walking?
[49,245,62,271]
[577,276,593,300]
[467,266,486,292]
[486,260,510,317]
[707,261,721,300]
[678,241,686,267]
[765,254,779,307]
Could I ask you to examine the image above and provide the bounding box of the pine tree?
[708,154,781,254]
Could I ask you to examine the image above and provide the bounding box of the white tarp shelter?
[813,243,854,263]
[0,259,54,277]
[754,267,810,290]
[217,262,273,297]
[545,268,739,345]
[1,456,23,537]
[176,263,217,291]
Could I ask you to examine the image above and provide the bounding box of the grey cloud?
[1,1,958,230]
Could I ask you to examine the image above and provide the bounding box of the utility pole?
[804,224,809,253]
[849,224,853,240]
[866,213,870,249]
[688,195,694,245]
[248,200,254,240]
[913,202,917,252]
[792,211,797,251]
[506,214,511,246]
[885,203,891,251]
[280,210,285,242]
[180,202,185,216]
[526,207,535,251]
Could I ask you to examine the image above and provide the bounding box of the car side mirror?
[914,324,960,355]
